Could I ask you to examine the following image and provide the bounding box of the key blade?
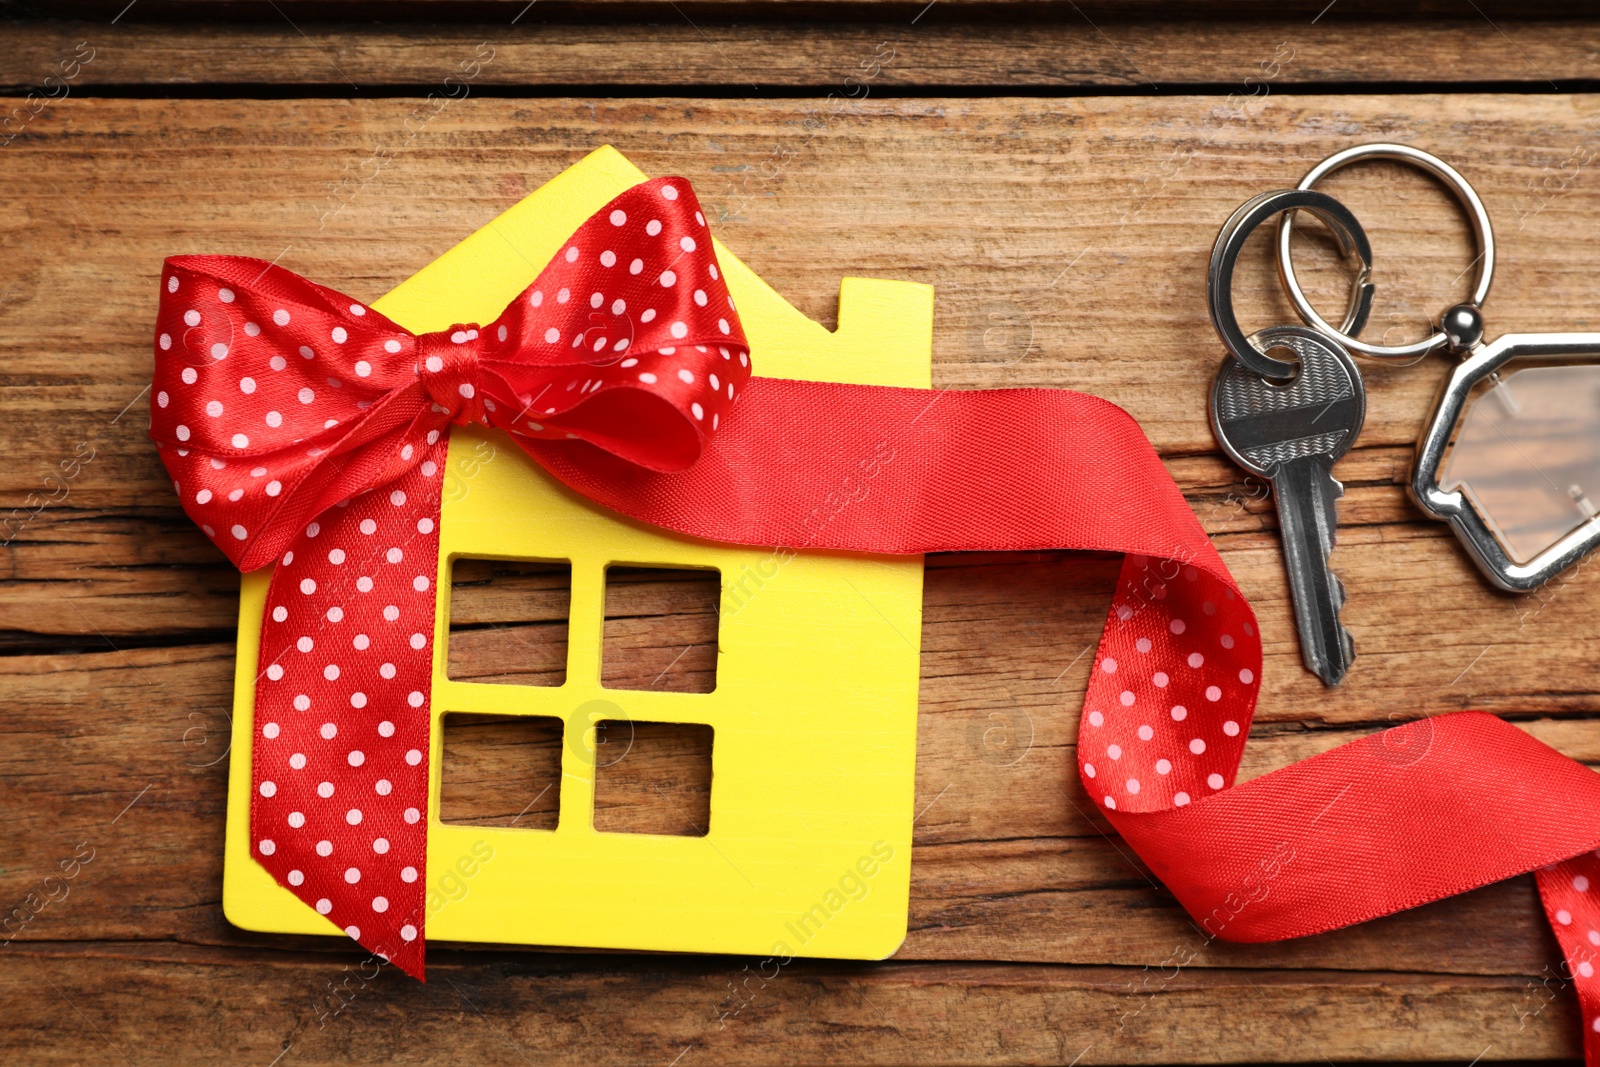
[1210,325,1365,686]
[1271,453,1356,687]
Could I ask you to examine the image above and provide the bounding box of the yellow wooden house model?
[222,147,932,961]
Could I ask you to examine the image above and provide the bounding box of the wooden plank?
[0,637,1585,980]
[0,509,240,647]
[0,945,1581,1064]
[8,16,1600,89]
[8,492,1600,718]
[12,0,1600,15]
[6,95,1600,470]
[5,468,1598,721]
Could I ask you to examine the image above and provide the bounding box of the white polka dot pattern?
[1538,855,1600,1055]
[251,448,440,976]
[1080,557,1257,813]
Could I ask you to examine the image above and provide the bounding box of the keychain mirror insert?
[1416,330,1600,590]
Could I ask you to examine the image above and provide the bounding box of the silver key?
[1210,325,1364,686]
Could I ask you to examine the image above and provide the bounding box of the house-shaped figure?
[221,147,932,961]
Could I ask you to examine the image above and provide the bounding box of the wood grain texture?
[598,565,719,694]
[446,558,570,686]
[0,947,1579,1065]
[440,711,563,828]
[8,15,1600,89]
[4,90,1600,1063]
[12,0,1600,15]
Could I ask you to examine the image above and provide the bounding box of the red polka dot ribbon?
[152,174,1600,1061]
[152,178,750,978]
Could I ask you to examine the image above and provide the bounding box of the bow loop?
[416,323,487,425]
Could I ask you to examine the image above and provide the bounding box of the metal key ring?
[1210,188,1375,379]
[1277,143,1495,361]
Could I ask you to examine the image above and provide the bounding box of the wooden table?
[5,3,1600,1063]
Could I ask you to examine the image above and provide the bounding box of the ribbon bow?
[154,170,1600,1065]
[154,177,748,573]
[151,178,748,976]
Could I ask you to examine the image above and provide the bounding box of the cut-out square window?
[439,713,563,829]
[602,566,719,693]
[592,721,714,837]
[448,558,570,686]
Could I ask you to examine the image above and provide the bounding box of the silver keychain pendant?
[1278,143,1600,592]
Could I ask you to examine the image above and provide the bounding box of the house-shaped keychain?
[220,147,932,961]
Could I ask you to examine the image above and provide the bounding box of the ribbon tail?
[1538,859,1600,1062]
[247,434,449,979]
[1110,712,1600,941]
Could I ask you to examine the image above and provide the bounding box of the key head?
[1210,325,1366,478]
